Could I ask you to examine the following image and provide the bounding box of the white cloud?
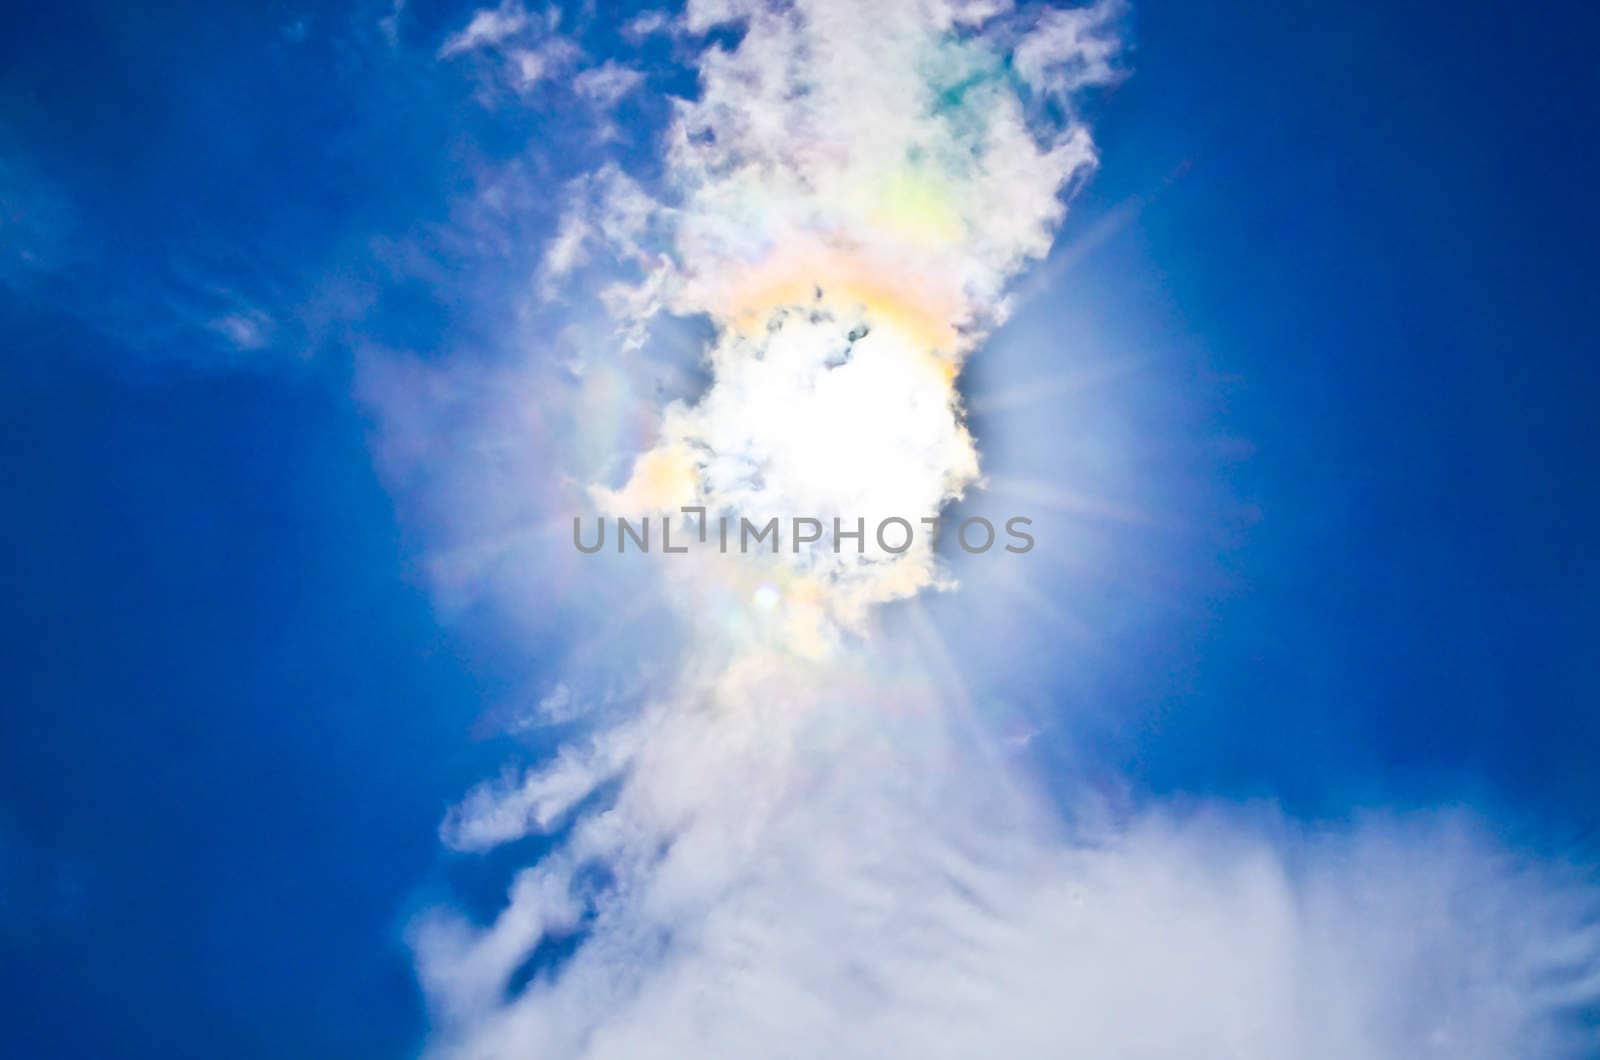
[209,308,275,351]
[530,682,589,726]
[1013,0,1125,97]
[437,0,584,95]
[442,725,641,853]
[419,651,1599,1059]
[573,61,646,107]
[536,210,592,294]
[506,37,582,89]
[536,162,667,309]
[622,10,673,41]
[438,0,532,59]
[394,3,1600,1057]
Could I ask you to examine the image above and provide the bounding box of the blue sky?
[3,1,1598,1057]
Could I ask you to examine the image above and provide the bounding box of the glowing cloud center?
[582,0,1120,648]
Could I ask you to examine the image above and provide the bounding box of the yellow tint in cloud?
[711,245,970,365]
[870,166,966,248]
[592,443,700,515]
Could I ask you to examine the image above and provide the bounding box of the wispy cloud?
[0,152,300,364]
[572,61,646,108]
[438,0,536,59]
[437,0,585,97]
[378,3,1600,1057]
[206,309,275,352]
